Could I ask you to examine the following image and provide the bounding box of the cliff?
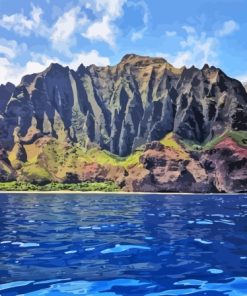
[0,54,246,192]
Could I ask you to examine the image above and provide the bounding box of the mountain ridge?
[0,54,246,192]
[1,54,247,155]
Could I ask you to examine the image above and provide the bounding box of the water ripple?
[0,193,246,295]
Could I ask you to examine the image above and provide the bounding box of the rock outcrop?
[201,138,247,192]
[0,82,15,114]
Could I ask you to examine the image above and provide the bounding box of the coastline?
[0,191,245,195]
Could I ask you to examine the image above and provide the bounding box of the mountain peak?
[0,82,15,91]
[121,53,140,61]
[201,63,218,71]
[120,53,167,66]
[20,63,69,86]
[45,63,69,73]
[202,63,210,70]
[76,63,88,77]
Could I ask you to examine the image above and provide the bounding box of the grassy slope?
[5,138,144,189]
[228,131,247,147]
[39,141,143,180]
[3,130,246,191]
[181,130,247,151]
[160,132,190,159]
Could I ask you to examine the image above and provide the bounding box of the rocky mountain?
[0,54,246,192]
[0,82,15,114]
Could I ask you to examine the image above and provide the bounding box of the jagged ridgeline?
[1,54,247,157]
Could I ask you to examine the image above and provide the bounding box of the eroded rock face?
[120,139,247,193]
[0,82,15,114]
[123,142,212,192]
[0,148,16,181]
[1,55,247,156]
[0,82,15,150]
[201,138,247,193]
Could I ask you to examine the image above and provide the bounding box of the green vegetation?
[41,140,143,180]
[201,133,227,150]
[0,181,120,192]
[228,130,247,147]
[6,137,144,185]
[20,164,51,183]
[160,132,189,158]
[181,134,226,152]
[74,146,143,168]
[181,130,247,151]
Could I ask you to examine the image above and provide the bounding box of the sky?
[0,0,247,85]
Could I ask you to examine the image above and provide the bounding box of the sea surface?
[0,193,247,295]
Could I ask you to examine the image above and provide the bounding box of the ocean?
[0,193,247,295]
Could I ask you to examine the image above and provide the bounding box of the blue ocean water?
[0,193,247,295]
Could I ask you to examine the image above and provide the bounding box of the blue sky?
[0,0,247,84]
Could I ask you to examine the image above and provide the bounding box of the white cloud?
[51,1,127,51]
[0,49,110,85]
[166,31,177,37]
[82,0,127,47]
[51,7,88,54]
[32,50,111,70]
[0,57,17,85]
[129,1,149,42]
[216,20,239,37]
[157,26,218,68]
[82,16,115,47]
[131,31,144,42]
[31,5,42,24]
[52,8,79,42]
[0,39,28,84]
[0,57,47,86]
[68,50,110,68]
[0,38,26,59]
[0,0,142,52]
[85,0,126,19]
[0,53,56,85]
[182,25,196,34]
[159,20,240,68]
[0,45,16,59]
[0,4,45,36]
